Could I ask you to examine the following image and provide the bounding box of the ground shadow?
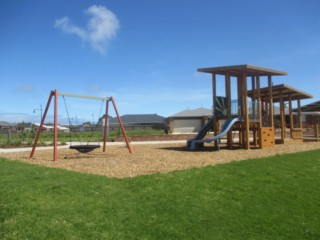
[62,151,108,160]
[157,145,228,152]
[158,144,260,152]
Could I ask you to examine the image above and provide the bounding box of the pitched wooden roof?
[247,84,313,102]
[198,64,287,77]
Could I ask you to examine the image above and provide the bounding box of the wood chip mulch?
[1,141,320,178]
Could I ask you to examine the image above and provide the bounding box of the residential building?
[100,113,166,131]
[167,107,212,134]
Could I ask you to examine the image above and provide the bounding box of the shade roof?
[247,84,313,102]
[198,64,287,77]
[298,101,320,112]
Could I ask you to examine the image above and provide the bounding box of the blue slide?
[193,118,214,141]
[187,117,243,150]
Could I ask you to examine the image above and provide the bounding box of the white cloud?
[15,84,34,93]
[54,17,87,40]
[54,5,120,54]
[88,84,103,93]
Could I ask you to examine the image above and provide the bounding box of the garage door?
[172,119,202,134]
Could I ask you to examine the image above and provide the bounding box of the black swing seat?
[69,144,100,153]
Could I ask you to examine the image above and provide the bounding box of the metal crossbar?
[58,92,110,101]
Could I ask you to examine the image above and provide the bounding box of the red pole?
[30,91,54,158]
[53,90,58,161]
[103,100,109,152]
[110,97,133,153]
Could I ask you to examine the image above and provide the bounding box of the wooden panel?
[259,127,275,148]
[291,128,303,139]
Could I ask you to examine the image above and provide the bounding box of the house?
[273,106,291,128]
[167,107,212,134]
[17,122,33,132]
[105,114,166,131]
[33,123,70,132]
[296,100,320,128]
[0,121,17,131]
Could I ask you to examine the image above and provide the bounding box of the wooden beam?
[242,72,250,149]
[226,73,232,148]
[212,74,216,118]
[316,119,319,141]
[226,73,231,116]
[297,98,302,128]
[289,94,293,137]
[236,76,243,146]
[251,76,257,146]
[237,76,243,116]
[256,74,261,127]
[237,76,244,145]
[268,75,274,128]
[212,74,218,147]
[251,76,256,100]
[262,93,267,127]
[279,90,285,143]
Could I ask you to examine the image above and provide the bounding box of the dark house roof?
[17,122,33,128]
[0,121,16,127]
[109,114,166,125]
[298,101,320,112]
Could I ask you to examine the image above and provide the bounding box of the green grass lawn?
[1,149,320,239]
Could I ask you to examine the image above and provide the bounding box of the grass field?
[1,149,320,239]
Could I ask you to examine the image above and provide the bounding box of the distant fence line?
[0,129,16,142]
[0,124,166,134]
[76,124,166,132]
[0,129,18,135]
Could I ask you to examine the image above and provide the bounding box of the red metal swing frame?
[30,89,132,161]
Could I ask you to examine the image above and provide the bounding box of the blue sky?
[1,0,320,124]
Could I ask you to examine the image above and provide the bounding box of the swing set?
[30,90,132,161]
[62,92,106,153]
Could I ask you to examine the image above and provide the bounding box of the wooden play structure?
[30,90,132,161]
[248,84,312,143]
[195,64,312,150]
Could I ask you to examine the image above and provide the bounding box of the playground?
[2,140,320,178]
[2,64,320,177]
[2,64,320,240]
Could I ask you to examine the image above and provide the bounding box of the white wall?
[172,119,202,134]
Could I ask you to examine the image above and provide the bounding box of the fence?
[0,129,17,142]
[70,123,167,132]
[216,98,261,122]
